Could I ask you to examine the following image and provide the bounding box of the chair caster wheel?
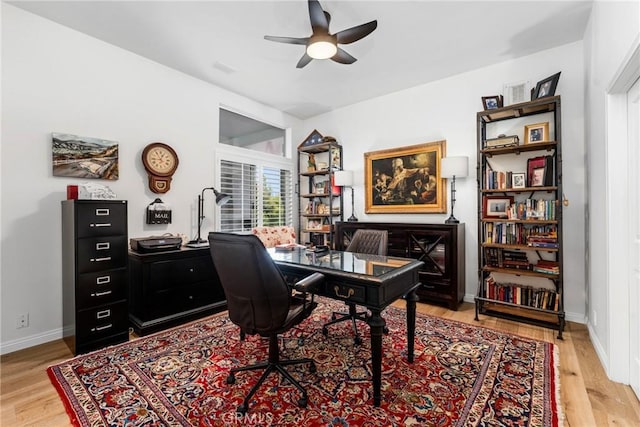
[298,338,305,346]
[297,396,308,408]
[236,404,247,415]
[383,326,389,334]
[354,336,362,345]
[226,374,236,384]
[322,326,328,336]
[309,362,317,373]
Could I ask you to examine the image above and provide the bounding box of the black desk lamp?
[187,187,231,247]
[440,156,468,224]
[334,170,358,222]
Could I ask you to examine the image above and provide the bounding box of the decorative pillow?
[251,226,296,248]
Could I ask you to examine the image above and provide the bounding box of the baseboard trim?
[0,328,63,355]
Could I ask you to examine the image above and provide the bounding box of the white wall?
[583,0,640,382]
[302,42,587,323]
[0,4,301,354]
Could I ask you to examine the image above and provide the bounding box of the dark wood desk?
[269,248,424,406]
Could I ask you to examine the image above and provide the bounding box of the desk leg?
[367,308,385,407]
[406,289,418,363]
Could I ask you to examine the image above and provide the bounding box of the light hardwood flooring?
[2,301,639,426]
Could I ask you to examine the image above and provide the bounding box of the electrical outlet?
[16,313,29,329]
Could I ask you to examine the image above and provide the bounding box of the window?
[219,108,286,156]
[218,159,293,233]
[217,108,293,233]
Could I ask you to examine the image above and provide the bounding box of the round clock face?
[142,143,179,177]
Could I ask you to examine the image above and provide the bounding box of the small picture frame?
[524,122,549,144]
[511,173,526,189]
[527,156,547,186]
[483,196,514,219]
[531,168,546,187]
[481,95,503,110]
[532,72,561,99]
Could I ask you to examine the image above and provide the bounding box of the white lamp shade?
[440,156,469,178]
[333,170,353,187]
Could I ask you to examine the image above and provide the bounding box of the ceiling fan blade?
[335,20,378,44]
[308,0,329,32]
[331,48,357,65]
[296,52,314,68]
[264,35,309,45]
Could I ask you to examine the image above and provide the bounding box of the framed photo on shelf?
[483,195,514,219]
[531,168,546,186]
[532,72,561,99]
[527,156,547,186]
[481,95,503,110]
[524,122,549,144]
[364,140,446,214]
[512,172,526,189]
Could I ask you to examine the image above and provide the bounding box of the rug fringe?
[47,366,81,427]
[553,344,565,427]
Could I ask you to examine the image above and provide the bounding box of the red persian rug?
[48,297,561,426]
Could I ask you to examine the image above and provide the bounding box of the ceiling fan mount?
[264,0,378,68]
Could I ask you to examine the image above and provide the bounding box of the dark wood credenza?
[334,222,465,310]
[128,247,227,335]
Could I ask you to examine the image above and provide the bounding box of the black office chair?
[322,229,388,345]
[208,232,325,414]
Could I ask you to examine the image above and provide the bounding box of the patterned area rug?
[48,297,561,426]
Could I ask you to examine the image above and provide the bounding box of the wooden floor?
[2,301,639,426]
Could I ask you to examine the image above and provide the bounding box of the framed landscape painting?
[364,140,446,214]
[52,133,119,180]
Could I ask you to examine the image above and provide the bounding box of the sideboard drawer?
[76,301,128,341]
[77,236,128,273]
[77,268,127,307]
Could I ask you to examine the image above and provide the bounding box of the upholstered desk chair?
[322,229,388,345]
[208,232,324,414]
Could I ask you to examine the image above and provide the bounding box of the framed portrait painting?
[364,140,446,214]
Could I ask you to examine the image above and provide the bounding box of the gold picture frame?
[364,140,447,214]
[524,122,549,144]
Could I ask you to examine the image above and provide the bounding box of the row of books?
[507,199,557,221]
[483,277,560,311]
[484,248,530,270]
[527,234,559,248]
[485,170,518,190]
[484,223,557,245]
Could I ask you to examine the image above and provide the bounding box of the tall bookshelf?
[297,136,343,247]
[474,96,565,338]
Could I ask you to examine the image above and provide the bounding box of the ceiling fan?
[264,0,378,69]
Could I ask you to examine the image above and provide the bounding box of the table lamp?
[187,187,231,247]
[334,170,358,222]
[440,156,468,224]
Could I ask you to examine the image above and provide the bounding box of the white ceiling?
[8,0,593,119]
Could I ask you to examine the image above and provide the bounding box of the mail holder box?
[146,209,171,224]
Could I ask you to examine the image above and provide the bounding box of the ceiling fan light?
[307,40,337,59]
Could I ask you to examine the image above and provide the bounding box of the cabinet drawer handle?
[96,309,111,319]
[96,242,110,250]
[91,257,112,262]
[94,324,112,332]
[91,223,112,228]
[93,290,112,297]
[96,275,111,285]
[334,286,355,299]
[96,209,110,216]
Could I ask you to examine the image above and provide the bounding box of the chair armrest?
[294,272,324,293]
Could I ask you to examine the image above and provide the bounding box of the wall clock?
[142,142,179,193]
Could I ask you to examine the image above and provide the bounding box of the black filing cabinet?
[62,200,129,354]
